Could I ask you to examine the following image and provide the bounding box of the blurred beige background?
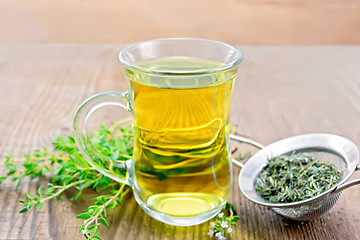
[1,0,360,45]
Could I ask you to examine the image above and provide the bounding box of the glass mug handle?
[73,92,133,186]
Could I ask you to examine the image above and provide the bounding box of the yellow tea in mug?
[125,56,237,217]
[74,38,243,226]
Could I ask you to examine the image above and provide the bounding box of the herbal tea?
[74,38,243,225]
[125,56,237,217]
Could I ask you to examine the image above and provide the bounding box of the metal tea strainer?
[230,133,360,221]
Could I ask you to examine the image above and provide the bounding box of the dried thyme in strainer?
[255,152,343,203]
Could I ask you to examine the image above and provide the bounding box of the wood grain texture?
[0,0,360,45]
[1,44,360,239]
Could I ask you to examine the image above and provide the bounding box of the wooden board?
[1,44,360,239]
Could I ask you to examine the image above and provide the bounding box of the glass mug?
[73,38,243,226]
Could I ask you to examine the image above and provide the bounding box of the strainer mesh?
[264,150,347,220]
[272,192,342,221]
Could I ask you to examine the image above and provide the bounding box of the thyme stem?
[83,184,124,231]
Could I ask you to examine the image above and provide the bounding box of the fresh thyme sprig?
[1,121,241,239]
[255,152,343,203]
[208,203,239,240]
[0,122,133,240]
[78,183,131,239]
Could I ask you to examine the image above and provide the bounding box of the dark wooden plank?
[1,44,360,239]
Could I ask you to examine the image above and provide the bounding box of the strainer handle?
[230,134,264,149]
[333,165,360,193]
[230,134,264,169]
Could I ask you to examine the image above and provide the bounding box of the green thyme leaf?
[77,213,92,219]
[99,218,109,228]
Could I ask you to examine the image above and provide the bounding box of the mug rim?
[118,37,243,76]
